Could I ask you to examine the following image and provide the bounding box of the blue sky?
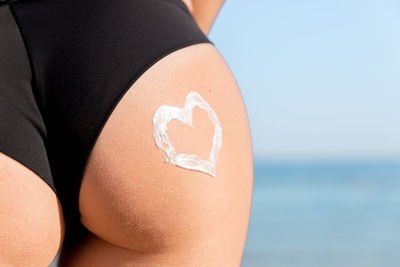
[208,0,400,161]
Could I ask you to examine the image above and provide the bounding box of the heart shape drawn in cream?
[153,91,222,177]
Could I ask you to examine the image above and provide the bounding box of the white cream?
[153,91,222,177]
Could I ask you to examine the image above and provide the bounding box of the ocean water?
[241,161,400,267]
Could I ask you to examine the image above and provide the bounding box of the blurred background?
[208,0,400,266]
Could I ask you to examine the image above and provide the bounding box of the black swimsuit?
[0,0,213,248]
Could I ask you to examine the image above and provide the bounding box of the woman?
[0,0,253,265]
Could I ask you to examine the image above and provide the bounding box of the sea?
[241,160,400,267]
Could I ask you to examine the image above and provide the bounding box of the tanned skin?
[53,1,253,266]
[1,2,241,267]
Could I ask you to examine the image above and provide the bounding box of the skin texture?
[1,1,248,266]
[59,41,253,266]
[57,1,253,266]
[0,152,65,266]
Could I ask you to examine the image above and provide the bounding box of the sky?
[208,0,400,161]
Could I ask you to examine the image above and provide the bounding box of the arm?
[182,0,226,35]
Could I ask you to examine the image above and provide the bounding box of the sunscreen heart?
[153,91,222,177]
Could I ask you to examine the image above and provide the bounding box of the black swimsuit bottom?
[0,0,213,247]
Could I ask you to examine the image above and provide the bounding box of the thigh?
[0,152,65,266]
[78,42,253,265]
